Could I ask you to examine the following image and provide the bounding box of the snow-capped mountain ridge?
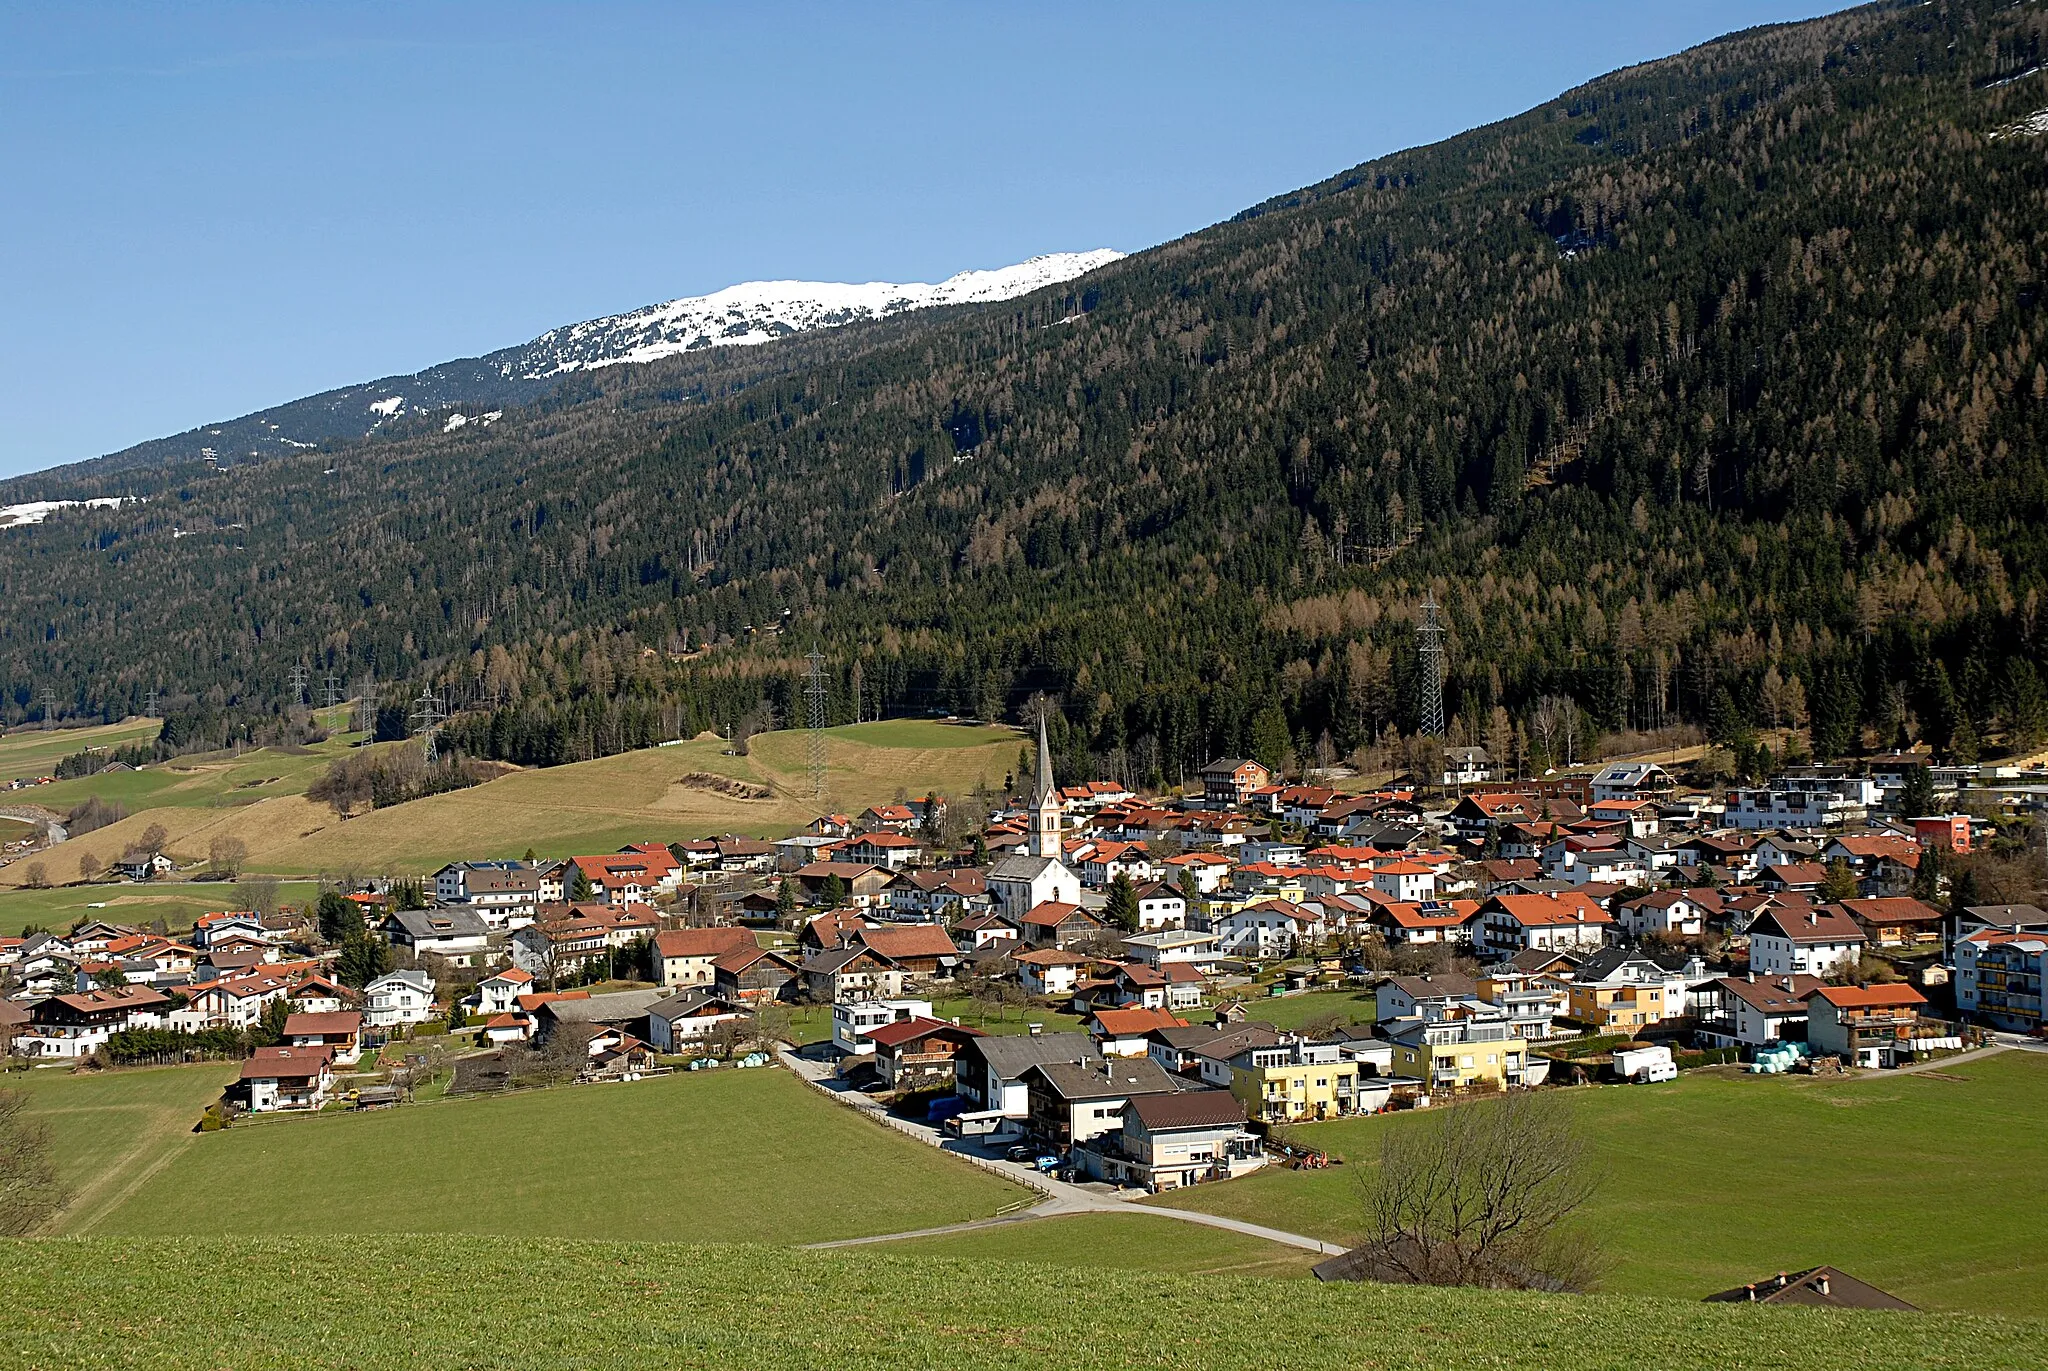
[515,251,1124,378]
[35,249,1124,481]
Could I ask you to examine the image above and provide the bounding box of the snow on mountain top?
[0,496,134,529]
[513,249,1124,378]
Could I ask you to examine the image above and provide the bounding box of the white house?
[1212,901,1309,959]
[363,969,438,1030]
[1744,907,1867,978]
[1370,860,1437,904]
[1131,883,1188,932]
[383,908,491,968]
[1589,762,1674,804]
[1697,973,1825,1050]
[473,967,534,1015]
[829,998,935,1056]
[1013,948,1086,998]
[1617,890,1706,939]
[1120,929,1222,972]
[646,989,748,1051]
[238,1045,335,1112]
[1475,894,1613,958]
[1727,774,1881,830]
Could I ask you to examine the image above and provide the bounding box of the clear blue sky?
[0,1,1836,478]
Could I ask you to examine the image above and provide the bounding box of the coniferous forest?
[4,0,2048,784]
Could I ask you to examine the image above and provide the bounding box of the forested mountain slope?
[5,0,2048,784]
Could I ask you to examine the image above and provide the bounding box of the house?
[1368,901,1480,946]
[1616,890,1707,940]
[1474,892,1613,958]
[1837,897,1943,949]
[1223,1036,1369,1123]
[1586,797,1661,836]
[1954,925,2048,1032]
[1564,948,1700,1032]
[508,902,662,976]
[1440,746,1497,788]
[654,927,757,988]
[1383,1016,1533,1092]
[1909,814,1972,854]
[1697,972,1825,1050]
[645,989,749,1051]
[1375,973,1482,1023]
[382,908,491,967]
[793,861,897,908]
[712,837,777,873]
[1805,983,1941,1068]
[1020,1055,1179,1147]
[282,1010,364,1066]
[952,1031,1094,1117]
[235,1045,334,1113]
[1073,1089,1265,1192]
[1213,900,1311,959]
[474,967,534,1015]
[1745,907,1866,978]
[115,852,175,882]
[1589,762,1675,804]
[857,802,920,834]
[1082,841,1160,888]
[1727,772,1881,830]
[1705,1267,1916,1311]
[431,861,542,925]
[1542,834,1648,888]
[952,910,1019,950]
[799,908,874,956]
[1164,852,1234,895]
[1447,792,1542,844]
[1014,947,1087,998]
[363,970,437,1030]
[1118,929,1221,972]
[1018,900,1104,950]
[863,1016,986,1091]
[1087,1006,1189,1057]
[18,985,170,1058]
[531,987,670,1044]
[840,832,924,870]
[1201,758,1273,809]
[1757,862,1830,895]
[712,945,802,1003]
[854,924,961,982]
[829,998,935,1056]
[1370,860,1438,904]
[801,946,906,1003]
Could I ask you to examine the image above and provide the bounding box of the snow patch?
[443,410,504,433]
[1989,107,2048,139]
[368,396,406,418]
[0,496,135,529]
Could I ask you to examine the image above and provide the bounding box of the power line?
[143,686,161,718]
[287,663,309,708]
[804,651,828,801]
[1415,593,1446,739]
[39,687,56,731]
[321,674,343,710]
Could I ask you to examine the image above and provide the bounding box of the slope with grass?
[62,1063,1027,1243]
[0,718,162,783]
[0,718,1018,887]
[878,1212,1321,1280]
[3,1236,2043,1371]
[1146,1052,2048,1316]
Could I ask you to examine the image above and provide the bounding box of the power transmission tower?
[352,678,376,735]
[1415,594,1446,739]
[39,687,55,731]
[322,674,343,710]
[144,686,161,718]
[288,664,309,708]
[409,688,446,764]
[804,651,828,800]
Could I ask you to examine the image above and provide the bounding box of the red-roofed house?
[236,1045,335,1112]
[1805,982,1945,1068]
[1088,1006,1189,1057]
[1746,906,1866,978]
[654,927,758,989]
[1475,893,1613,958]
[282,1010,363,1066]
[1020,901,1104,949]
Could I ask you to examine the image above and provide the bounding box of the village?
[5,714,2043,1237]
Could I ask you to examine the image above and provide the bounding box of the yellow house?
[1563,951,1692,1032]
[1224,1041,1360,1123]
[1566,980,1672,1031]
[1386,1020,1530,1090]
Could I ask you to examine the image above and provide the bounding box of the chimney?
[1028,1022,1042,1037]
[1816,1274,1830,1296]
[1747,971,1756,983]
[1776,1271,1789,1288]
[1745,1285,1757,1302]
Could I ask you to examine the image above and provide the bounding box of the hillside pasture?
[1145,1051,2048,1316]
[0,718,161,782]
[0,879,322,937]
[2,1236,2041,1371]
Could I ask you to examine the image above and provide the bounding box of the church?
[986,715,1084,919]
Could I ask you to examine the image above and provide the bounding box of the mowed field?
[3,1236,2043,1371]
[0,718,1020,887]
[1145,1050,2048,1316]
[0,717,163,783]
[26,1062,1028,1244]
[0,879,323,938]
[880,1211,1321,1279]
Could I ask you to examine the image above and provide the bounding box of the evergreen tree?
[776,876,798,920]
[1898,765,1936,821]
[1820,859,1860,904]
[336,930,393,989]
[821,873,848,908]
[569,866,595,903]
[314,890,359,945]
[1105,872,1140,932]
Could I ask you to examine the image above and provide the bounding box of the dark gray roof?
[1025,1056,1178,1102]
[648,988,743,1022]
[386,908,489,940]
[539,988,668,1025]
[961,1031,1095,1080]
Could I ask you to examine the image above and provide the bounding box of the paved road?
[778,1048,1346,1256]
[1882,1041,2012,1076]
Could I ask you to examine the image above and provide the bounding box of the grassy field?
[2,1237,2042,1371]
[1225,987,1378,1031]
[1146,1051,2048,1316]
[37,1063,1026,1243]
[0,718,162,782]
[881,1212,1320,1278]
[0,878,322,937]
[0,718,1021,885]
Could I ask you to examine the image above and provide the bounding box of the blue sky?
[0,1,1836,478]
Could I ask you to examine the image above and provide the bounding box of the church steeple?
[1029,713,1060,859]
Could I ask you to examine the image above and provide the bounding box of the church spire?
[1029,712,1060,859]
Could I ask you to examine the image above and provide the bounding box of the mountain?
[5,0,2048,785]
[47,250,1122,478]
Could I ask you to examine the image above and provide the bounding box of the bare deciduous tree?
[0,1088,65,1235]
[1355,1092,1602,1292]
